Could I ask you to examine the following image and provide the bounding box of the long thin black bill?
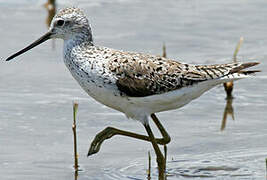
[6,31,52,61]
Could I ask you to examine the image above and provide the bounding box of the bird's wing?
[107,50,258,97]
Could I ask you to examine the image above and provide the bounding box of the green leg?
[88,113,170,156]
[151,113,171,144]
[144,123,166,180]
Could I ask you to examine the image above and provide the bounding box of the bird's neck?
[63,32,94,69]
[64,31,93,48]
[63,32,93,58]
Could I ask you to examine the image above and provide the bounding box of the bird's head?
[6,7,92,61]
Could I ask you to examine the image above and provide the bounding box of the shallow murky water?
[0,0,267,179]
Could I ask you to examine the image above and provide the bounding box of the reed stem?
[72,102,79,172]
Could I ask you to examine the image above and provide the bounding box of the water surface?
[0,0,267,179]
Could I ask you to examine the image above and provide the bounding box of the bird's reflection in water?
[221,81,235,131]
[43,0,56,49]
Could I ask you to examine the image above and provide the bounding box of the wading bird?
[6,7,259,180]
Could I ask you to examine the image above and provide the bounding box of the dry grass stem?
[72,102,79,172]
[223,37,244,99]
[162,43,167,58]
[233,37,244,62]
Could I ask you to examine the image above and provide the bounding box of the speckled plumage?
[48,7,259,123]
[6,7,259,123]
[67,43,256,98]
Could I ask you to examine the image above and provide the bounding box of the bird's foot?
[87,127,115,157]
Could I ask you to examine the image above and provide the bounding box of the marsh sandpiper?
[6,7,259,179]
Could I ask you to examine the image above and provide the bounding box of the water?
[0,0,267,179]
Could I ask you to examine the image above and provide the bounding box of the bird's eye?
[56,19,65,26]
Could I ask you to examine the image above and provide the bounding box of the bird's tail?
[192,61,260,81]
[217,62,260,82]
[229,62,260,75]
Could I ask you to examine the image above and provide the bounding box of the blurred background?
[0,0,267,179]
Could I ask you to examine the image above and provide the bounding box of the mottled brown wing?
[115,69,203,97]
[109,52,206,97]
[108,50,258,97]
[116,75,154,97]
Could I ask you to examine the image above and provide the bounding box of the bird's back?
[104,48,258,97]
[65,43,259,98]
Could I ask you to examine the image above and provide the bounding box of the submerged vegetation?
[221,37,244,131]
[223,36,244,99]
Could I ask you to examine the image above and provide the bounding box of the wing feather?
[107,49,258,97]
